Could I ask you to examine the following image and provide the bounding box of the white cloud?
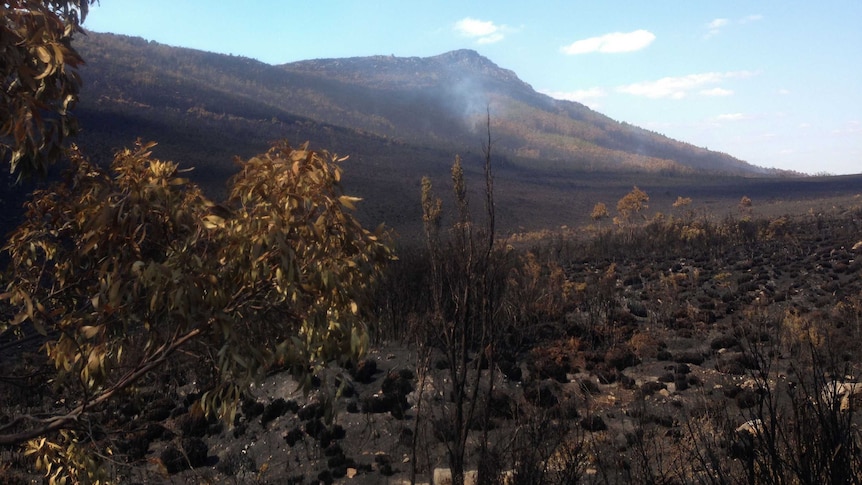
[560,30,655,55]
[543,87,606,102]
[716,113,748,121]
[541,87,606,108]
[700,87,733,96]
[617,71,753,99]
[454,17,510,44]
[778,88,791,95]
[708,18,729,30]
[832,120,862,135]
[477,33,504,45]
[705,18,728,37]
[455,18,496,36]
[706,15,762,37]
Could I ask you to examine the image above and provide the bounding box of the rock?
[215,449,256,477]
[434,468,452,485]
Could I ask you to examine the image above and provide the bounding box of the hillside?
[50,32,856,237]
[279,49,768,175]
[75,32,767,176]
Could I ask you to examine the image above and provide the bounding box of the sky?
[85,1,862,175]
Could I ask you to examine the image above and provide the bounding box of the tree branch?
[0,327,202,447]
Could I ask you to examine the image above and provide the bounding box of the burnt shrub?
[578,378,601,395]
[381,370,414,396]
[160,445,186,474]
[498,359,523,381]
[640,381,667,396]
[628,300,649,318]
[177,410,209,438]
[580,415,608,432]
[143,398,175,422]
[715,359,746,375]
[241,398,265,420]
[525,380,560,408]
[297,401,325,421]
[261,398,292,427]
[735,388,761,409]
[674,351,704,365]
[283,427,304,447]
[182,437,208,468]
[350,358,378,383]
[605,346,640,371]
[710,335,740,351]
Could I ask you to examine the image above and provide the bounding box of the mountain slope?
[74,32,768,176]
[58,32,849,237]
[278,49,767,175]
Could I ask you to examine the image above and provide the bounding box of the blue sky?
[85,1,861,175]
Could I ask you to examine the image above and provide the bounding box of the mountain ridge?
[277,45,775,176]
[53,32,845,237]
[75,31,779,177]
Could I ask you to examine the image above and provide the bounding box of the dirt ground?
[3,208,862,484]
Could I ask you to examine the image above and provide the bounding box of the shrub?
[1,141,392,478]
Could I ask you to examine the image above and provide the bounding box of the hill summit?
[75,32,771,176]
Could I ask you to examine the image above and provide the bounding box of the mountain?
[278,49,766,175]
[72,32,772,175]
[58,32,832,236]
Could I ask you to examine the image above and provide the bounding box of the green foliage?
[0,1,96,179]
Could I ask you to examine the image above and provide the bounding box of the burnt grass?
[3,206,862,483]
